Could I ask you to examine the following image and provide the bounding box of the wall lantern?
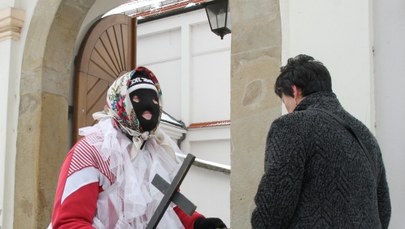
[204,0,231,39]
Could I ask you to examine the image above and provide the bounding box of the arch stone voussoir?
[16,0,95,228]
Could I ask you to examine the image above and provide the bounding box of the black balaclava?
[127,66,162,134]
[129,89,160,132]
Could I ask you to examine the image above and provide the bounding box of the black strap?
[311,108,372,166]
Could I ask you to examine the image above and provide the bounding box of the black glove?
[194,217,227,229]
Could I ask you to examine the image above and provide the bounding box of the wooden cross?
[146,153,197,229]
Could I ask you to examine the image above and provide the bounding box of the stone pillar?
[230,1,281,228]
[0,7,24,41]
[0,7,25,229]
[14,0,94,228]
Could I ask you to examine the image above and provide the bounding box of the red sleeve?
[51,146,100,228]
[174,206,204,229]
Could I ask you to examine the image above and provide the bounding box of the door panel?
[73,14,136,142]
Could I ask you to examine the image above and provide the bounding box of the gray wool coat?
[251,92,391,229]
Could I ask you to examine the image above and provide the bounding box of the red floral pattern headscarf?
[95,66,162,137]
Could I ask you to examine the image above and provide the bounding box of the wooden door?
[73,14,136,142]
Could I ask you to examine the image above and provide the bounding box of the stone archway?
[13,0,282,228]
[14,0,132,227]
[15,0,96,228]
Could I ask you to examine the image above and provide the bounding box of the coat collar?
[294,91,342,112]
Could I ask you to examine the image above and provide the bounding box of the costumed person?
[50,66,227,229]
[251,54,391,228]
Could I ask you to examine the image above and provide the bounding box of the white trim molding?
[0,7,25,41]
[160,122,187,141]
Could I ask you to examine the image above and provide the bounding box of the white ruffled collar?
[79,118,183,228]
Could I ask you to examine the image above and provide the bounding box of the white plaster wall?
[137,9,231,125]
[373,0,405,228]
[190,21,231,123]
[181,126,230,226]
[280,0,374,130]
[281,0,405,228]
[0,1,14,9]
[138,26,183,118]
[137,9,231,225]
[0,39,11,229]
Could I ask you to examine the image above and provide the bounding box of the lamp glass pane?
[206,0,227,30]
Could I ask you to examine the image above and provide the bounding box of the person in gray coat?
[251,54,391,229]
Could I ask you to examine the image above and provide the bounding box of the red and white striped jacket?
[50,137,202,229]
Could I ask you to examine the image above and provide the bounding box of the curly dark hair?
[274,54,332,98]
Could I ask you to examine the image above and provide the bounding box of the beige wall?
[14,0,95,228]
[230,1,281,228]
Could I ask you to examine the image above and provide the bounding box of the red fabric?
[51,138,204,228]
[174,206,204,229]
[51,150,100,228]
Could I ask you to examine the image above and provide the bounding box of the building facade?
[0,0,404,228]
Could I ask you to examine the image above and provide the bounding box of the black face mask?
[130,89,160,132]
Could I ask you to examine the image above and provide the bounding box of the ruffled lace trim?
[79,118,184,228]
